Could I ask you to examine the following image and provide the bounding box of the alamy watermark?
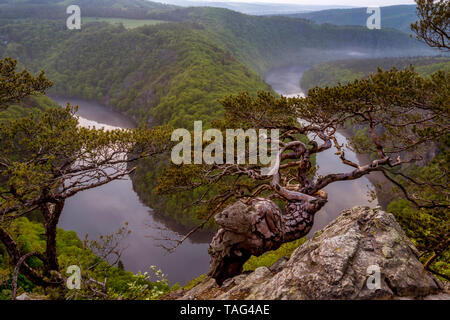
[171,121,280,176]
[66,265,81,290]
[366,7,381,30]
[66,5,81,30]
[366,264,381,290]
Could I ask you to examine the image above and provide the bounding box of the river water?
[54,68,377,284]
[265,66,378,233]
[54,98,211,285]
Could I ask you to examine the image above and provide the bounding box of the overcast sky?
[198,0,416,7]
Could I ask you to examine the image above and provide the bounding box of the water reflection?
[53,97,212,285]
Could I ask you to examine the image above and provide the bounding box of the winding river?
[54,67,377,285]
[55,98,211,285]
[265,66,378,233]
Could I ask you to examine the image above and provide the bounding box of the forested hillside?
[0,19,270,126]
[0,0,441,229]
[0,0,175,19]
[287,5,418,34]
[170,7,433,75]
[0,1,439,229]
[0,4,435,125]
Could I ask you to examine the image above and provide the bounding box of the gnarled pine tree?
[159,68,449,284]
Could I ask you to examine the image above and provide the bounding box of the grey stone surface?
[171,206,448,300]
[15,293,47,300]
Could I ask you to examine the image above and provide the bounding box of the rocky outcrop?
[208,196,325,285]
[169,206,449,300]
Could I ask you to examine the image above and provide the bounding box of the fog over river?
[55,97,211,285]
[54,67,377,285]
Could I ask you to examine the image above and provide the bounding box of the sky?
[196,0,416,7]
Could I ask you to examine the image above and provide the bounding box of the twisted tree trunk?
[208,195,326,285]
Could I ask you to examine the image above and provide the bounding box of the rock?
[172,206,448,300]
[16,293,47,300]
[208,197,319,285]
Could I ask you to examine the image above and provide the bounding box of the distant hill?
[178,7,435,75]
[286,5,418,34]
[0,3,435,75]
[300,56,450,91]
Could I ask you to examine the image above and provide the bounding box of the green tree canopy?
[0,58,52,111]
[412,0,449,50]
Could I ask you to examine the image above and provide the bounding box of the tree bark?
[208,196,325,285]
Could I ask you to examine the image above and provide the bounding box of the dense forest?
[0,20,270,126]
[0,0,174,19]
[301,56,450,91]
[0,5,433,123]
[0,1,437,229]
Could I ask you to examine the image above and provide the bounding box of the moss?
[243,238,306,272]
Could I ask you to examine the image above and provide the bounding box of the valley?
[52,63,377,284]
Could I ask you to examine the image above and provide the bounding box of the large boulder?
[170,206,448,300]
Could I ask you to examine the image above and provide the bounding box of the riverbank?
[338,128,395,209]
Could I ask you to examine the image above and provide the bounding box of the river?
[54,98,211,286]
[54,68,377,285]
